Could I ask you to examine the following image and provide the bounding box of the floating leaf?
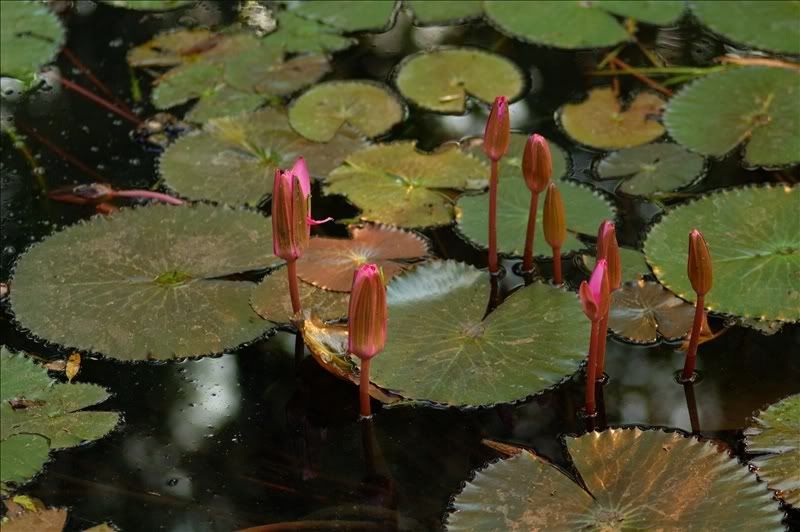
[10,204,281,360]
[160,108,366,206]
[394,48,525,113]
[406,1,483,25]
[101,0,190,10]
[0,434,49,487]
[224,49,330,96]
[606,280,695,343]
[580,247,651,282]
[559,88,666,150]
[291,0,397,32]
[296,225,429,291]
[645,185,800,322]
[250,269,349,324]
[152,60,225,110]
[262,11,356,54]
[289,81,406,142]
[745,393,800,507]
[65,353,80,383]
[184,85,267,124]
[691,1,800,55]
[462,133,570,183]
[127,29,218,68]
[324,141,487,228]
[664,67,800,167]
[1,507,67,532]
[599,1,687,24]
[0,1,65,80]
[595,143,706,197]
[446,428,783,530]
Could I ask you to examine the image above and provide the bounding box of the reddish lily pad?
[607,280,695,344]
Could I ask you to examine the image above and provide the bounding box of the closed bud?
[543,182,566,249]
[348,264,388,360]
[580,259,610,322]
[597,220,621,290]
[483,96,510,162]
[272,169,309,261]
[522,133,552,193]
[687,229,712,296]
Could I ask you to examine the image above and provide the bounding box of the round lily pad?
[580,247,651,282]
[102,0,190,10]
[394,48,526,113]
[595,143,706,197]
[463,133,571,184]
[184,85,267,124]
[644,185,800,322]
[559,88,666,150]
[160,108,366,206]
[291,0,397,32]
[745,393,800,507]
[664,67,800,167]
[0,434,49,488]
[324,141,487,228]
[250,269,349,324]
[607,279,695,343]
[10,204,282,360]
[296,225,429,291]
[289,81,407,142]
[127,29,217,68]
[406,1,483,25]
[446,428,783,530]
[263,11,356,54]
[0,1,65,80]
[691,1,800,55]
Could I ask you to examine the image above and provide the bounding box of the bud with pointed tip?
[543,183,566,249]
[272,168,309,262]
[291,156,312,200]
[348,264,388,361]
[597,220,621,290]
[687,229,712,296]
[580,259,610,322]
[522,134,552,194]
[483,96,510,162]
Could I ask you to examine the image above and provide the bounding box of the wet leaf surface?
[607,280,695,343]
[1,507,67,532]
[447,428,783,530]
[691,1,800,55]
[250,269,350,324]
[406,0,483,25]
[262,11,356,54]
[580,247,651,283]
[645,185,800,321]
[0,1,65,80]
[291,0,397,32]
[127,29,217,67]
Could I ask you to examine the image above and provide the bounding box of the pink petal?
[589,259,608,301]
[291,157,312,199]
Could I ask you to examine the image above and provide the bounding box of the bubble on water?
[74,0,97,16]
[1,77,25,103]
[166,478,179,487]
[109,38,123,48]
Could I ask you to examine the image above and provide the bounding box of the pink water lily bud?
[291,156,312,199]
[688,229,712,296]
[580,259,610,322]
[483,96,510,162]
[522,134,552,193]
[272,169,309,261]
[348,264,388,360]
[596,220,621,290]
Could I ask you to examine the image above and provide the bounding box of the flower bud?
[291,156,312,199]
[272,169,309,261]
[580,259,610,322]
[543,182,566,249]
[597,220,621,290]
[483,96,510,162]
[687,229,712,296]
[348,264,388,360]
[522,134,552,193]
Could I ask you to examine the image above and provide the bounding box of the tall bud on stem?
[682,229,712,381]
[483,96,510,275]
[579,260,610,416]
[521,134,552,273]
[543,182,566,285]
[348,264,388,419]
[594,220,620,381]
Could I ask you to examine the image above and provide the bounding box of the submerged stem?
[57,75,141,125]
[522,192,539,273]
[488,160,499,274]
[682,294,705,380]
[359,358,372,418]
[287,259,301,315]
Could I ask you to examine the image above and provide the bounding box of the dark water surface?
[2,3,799,531]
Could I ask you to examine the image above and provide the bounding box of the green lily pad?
[291,0,397,32]
[600,1,687,24]
[10,204,282,360]
[250,269,350,324]
[595,143,706,197]
[664,67,800,167]
[394,48,526,113]
[224,48,330,96]
[691,1,800,55]
[644,185,800,322]
[0,1,65,80]
[289,81,407,142]
[745,393,800,507]
[152,61,225,110]
[102,0,190,10]
[406,1,483,25]
[324,141,488,228]
[606,279,695,343]
[580,247,651,282]
[160,108,366,206]
[1,348,120,489]
[184,85,267,124]
[446,428,783,530]
[463,133,571,183]
[127,29,218,68]
[263,11,356,54]
[559,88,666,150]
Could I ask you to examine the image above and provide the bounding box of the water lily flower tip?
[348,264,388,361]
[522,133,552,193]
[543,182,566,249]
[483,96,510,162]
[272,169,309,262]
[597,220,621,290]
[687,229,712,296]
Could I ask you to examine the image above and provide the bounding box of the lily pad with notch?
[10,204,282,360]
[250,270,350,324]
[0,1,65,80]
[744,393,800,507]
[644,185,800,322]
[664,67,800,167]
[394,48,526,113]
[289,81,407,142]
[559,88,666,150]
[262,11,356,54]
[595,143,706,197]
[405,1,483,25]
[579,247,651,283]
[446,427,783,530]
[324,141,487,228]
[290,0,397,33]
[160,107,366,206]
[606,279,695,344]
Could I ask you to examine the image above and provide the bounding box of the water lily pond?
[1,1,799,530]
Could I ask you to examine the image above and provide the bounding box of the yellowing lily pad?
[664,67,800,167]
[691,1,800,55]
[250,269,349,324]
[10,204,282,360]
[289,81,406,142]
[291,0,397,32]
[0,1,65,80]
[262,11,356,54]
[406,1,483,25]
[446,428,783,530]
[644,185,800,322]
[560,88,666,150]
[607,279,695,343]
[160,107,366,206]
[394,48,526,113]
[127,29,217,67]
[324,141,487,228]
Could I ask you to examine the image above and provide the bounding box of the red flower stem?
[585,320,600,416]
[552,247,562,284]
[57,75,142,125]
[488,160,499,274]
[360,358,372,418]
[595,314,609,381]
[287,259,301,315]
[682,294,705,380]
[522,192,539,273]
[112,189,184,205]
[16,122,105,181]
[62,47,133,115]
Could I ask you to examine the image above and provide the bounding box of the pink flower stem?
[112,190,184,205]
[552,247,562,285]
[360,358,372,418]
[488,160,499,275]
[287,259,302,315]
[682,294,705,381]
[585,320,600,416]
[57,75,142,126]
[62,47,133,115]
[595,314,609,381]
[522,192,539,273]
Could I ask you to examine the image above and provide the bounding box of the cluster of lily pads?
[1,0,799,528]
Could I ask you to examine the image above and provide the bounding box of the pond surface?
[1,2,799,531]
